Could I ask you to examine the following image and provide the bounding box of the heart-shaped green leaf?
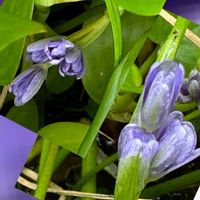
[38,122,89,156]
[116,0,166,16]
[82,12,154,103]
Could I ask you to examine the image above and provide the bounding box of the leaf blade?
[38,122,89,156]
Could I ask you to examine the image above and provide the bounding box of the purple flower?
[118,124,158,162]
[117,124,158,196]
[9,65,47,106]
[188,69,200,101]
[178,79,192,103]
[150,111,200,180]
[26,38,74,65]
[26,38,84,79]
[118,111,200,182]
[179,69,200,106]
[137,61,184,132]
[59,46,84,79]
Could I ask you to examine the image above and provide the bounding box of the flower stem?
[184,109,200,121]
[33,4,50,22]
[26,137,43,163]
[34,142,59,200]
[53,148,70,172]
[0,85,8,110]
[74,153,118,189]
[157,16,190,61]
[38,139,51,175]
[68,14,110,47]
[81,142,97,200]
[175,102,197,112]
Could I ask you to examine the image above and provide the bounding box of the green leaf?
[108,93,137,122]
[120,63,143,93]
[148,16,171,44]
[78,33,148,157]
[38,122,89,156]
[111,93,136,113]
[105,0,122,66]
[116,0,166,16]
[84,99,99,118]
[46,67,75,94]
[35,0,83,7]
[0,10,46,51]
[82,12,154,103]
[6,100,39,131]
[176,26,200,75]
[0,0,46,85]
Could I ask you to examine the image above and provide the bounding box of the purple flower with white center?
[59,46,84,79]
[26,38,74,65]
[137,61,184,132]
[118,111,200,183]
[9,64,47,106]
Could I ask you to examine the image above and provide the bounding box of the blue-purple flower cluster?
[9,37,84,106]
[118,61,200,183]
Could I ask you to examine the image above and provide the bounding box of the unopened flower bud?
[178,79,192,103]
[9,65,47,106]
[59,46,84,79]
[138,61,184,132]
[188,69,200,101]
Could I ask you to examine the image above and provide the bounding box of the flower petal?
[9,65,47,106]
[118,124,158,162]
[160,149,200,177]
[65,47,81,63]
[139,61,184,132]
[150,116,197,180]
[27,38,50,52]
[59,47,84,79]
